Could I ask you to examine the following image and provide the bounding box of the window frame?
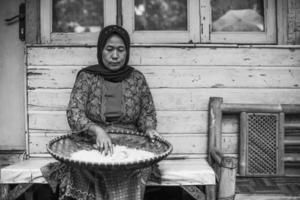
[200,0,276,44]
[39,0,278,45]
[122,0,201,44]
[40,0,117,45]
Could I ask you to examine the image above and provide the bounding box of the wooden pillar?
[205,185,216,200]
[239,112,247,176]
[208,97,223,164]
[278,112,285,175]
[218,157,238,200]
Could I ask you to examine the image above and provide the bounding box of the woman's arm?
[137,73,158,133]
[67,71,113,154]
[66,71,95,132]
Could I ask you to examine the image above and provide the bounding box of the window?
[40,0,116,44]
[200,0,276,43]
[122,0,200,43]
[123,0,276,44]
[40,0,276,44]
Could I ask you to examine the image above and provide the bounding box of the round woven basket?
[47,129,172,171]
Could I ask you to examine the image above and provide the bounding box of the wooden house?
[0,0,300,199]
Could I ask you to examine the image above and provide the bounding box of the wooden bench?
[208,97,300,200]
[0,157,217,200]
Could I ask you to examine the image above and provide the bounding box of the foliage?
[134,0,187,31]
[52,0,104,33]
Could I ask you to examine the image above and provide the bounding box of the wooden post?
[208,97,223,164]
[0,184,9,200]
[239,112,247,176]
[218,157,238,200]
[278,112,285,175]
[205,185,216,200]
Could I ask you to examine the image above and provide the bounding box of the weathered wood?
[277,0,288,45]
[210,148,224,166]
[205,185,216,200]
[217,157,238,200]
[27,111,242,134]
[278,113,285,176]
[222,103,300,114]
[1,158,215,185]
[208,97,223,156]
[0,184,9,200]
[0,151,25,168]
[284,154,300,162]
[235,194,300,200]
[28,132,238,155]
[284,123,300,129]
[281,104,300,113]
[222,104,283,113]
[239,112,247,176]
[28,110,209,133]
[28,88,300,112]
[27,65,300,89]
[27,47,300,66]
[25,0,40,44]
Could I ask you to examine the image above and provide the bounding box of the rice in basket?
[70,145,155,163]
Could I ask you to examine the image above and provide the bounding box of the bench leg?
[205,185,216,200]
[0,184,9,200]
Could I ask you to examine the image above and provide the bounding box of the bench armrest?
[210,148,238,200]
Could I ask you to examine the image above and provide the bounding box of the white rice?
[70,145,155,163]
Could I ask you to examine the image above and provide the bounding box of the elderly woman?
[42,25,161,200]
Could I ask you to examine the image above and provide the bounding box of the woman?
[42,25,161,200]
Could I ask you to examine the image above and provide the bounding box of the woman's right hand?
[88,125,113,155]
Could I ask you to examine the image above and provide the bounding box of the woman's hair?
[97,25,131,67]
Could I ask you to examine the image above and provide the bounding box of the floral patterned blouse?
[66,69,157,133]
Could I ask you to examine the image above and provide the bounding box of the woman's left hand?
[146,129,163,142]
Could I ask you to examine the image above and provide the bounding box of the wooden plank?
[28,110,207,133]
[208,97,223,156]
[0,151,24,168]
[284,154,300,162]
[30,133,238,155]
[27,66,300,89]
[278,113,285,175]
[28,132,238,155]
[1,158,215,185]
[27,47,300,66]
[39,0,51,43]
[28,88,300,111]
[25,0,40,44]
[277,0,288,45]
[235,194,300,200]
[239,112,247,176]
[27,110,239,134]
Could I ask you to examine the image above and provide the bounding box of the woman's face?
[102,34,127,71]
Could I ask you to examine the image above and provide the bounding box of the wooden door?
[0,0,25,150]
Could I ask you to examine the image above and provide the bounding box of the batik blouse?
[66,68,157,133]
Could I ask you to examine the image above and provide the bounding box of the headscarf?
[79,25,133,82]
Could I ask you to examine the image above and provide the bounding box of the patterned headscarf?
[80,25,133,82]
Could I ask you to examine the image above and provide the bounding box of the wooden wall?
[26,46,300,159]
[288,0,300,44]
